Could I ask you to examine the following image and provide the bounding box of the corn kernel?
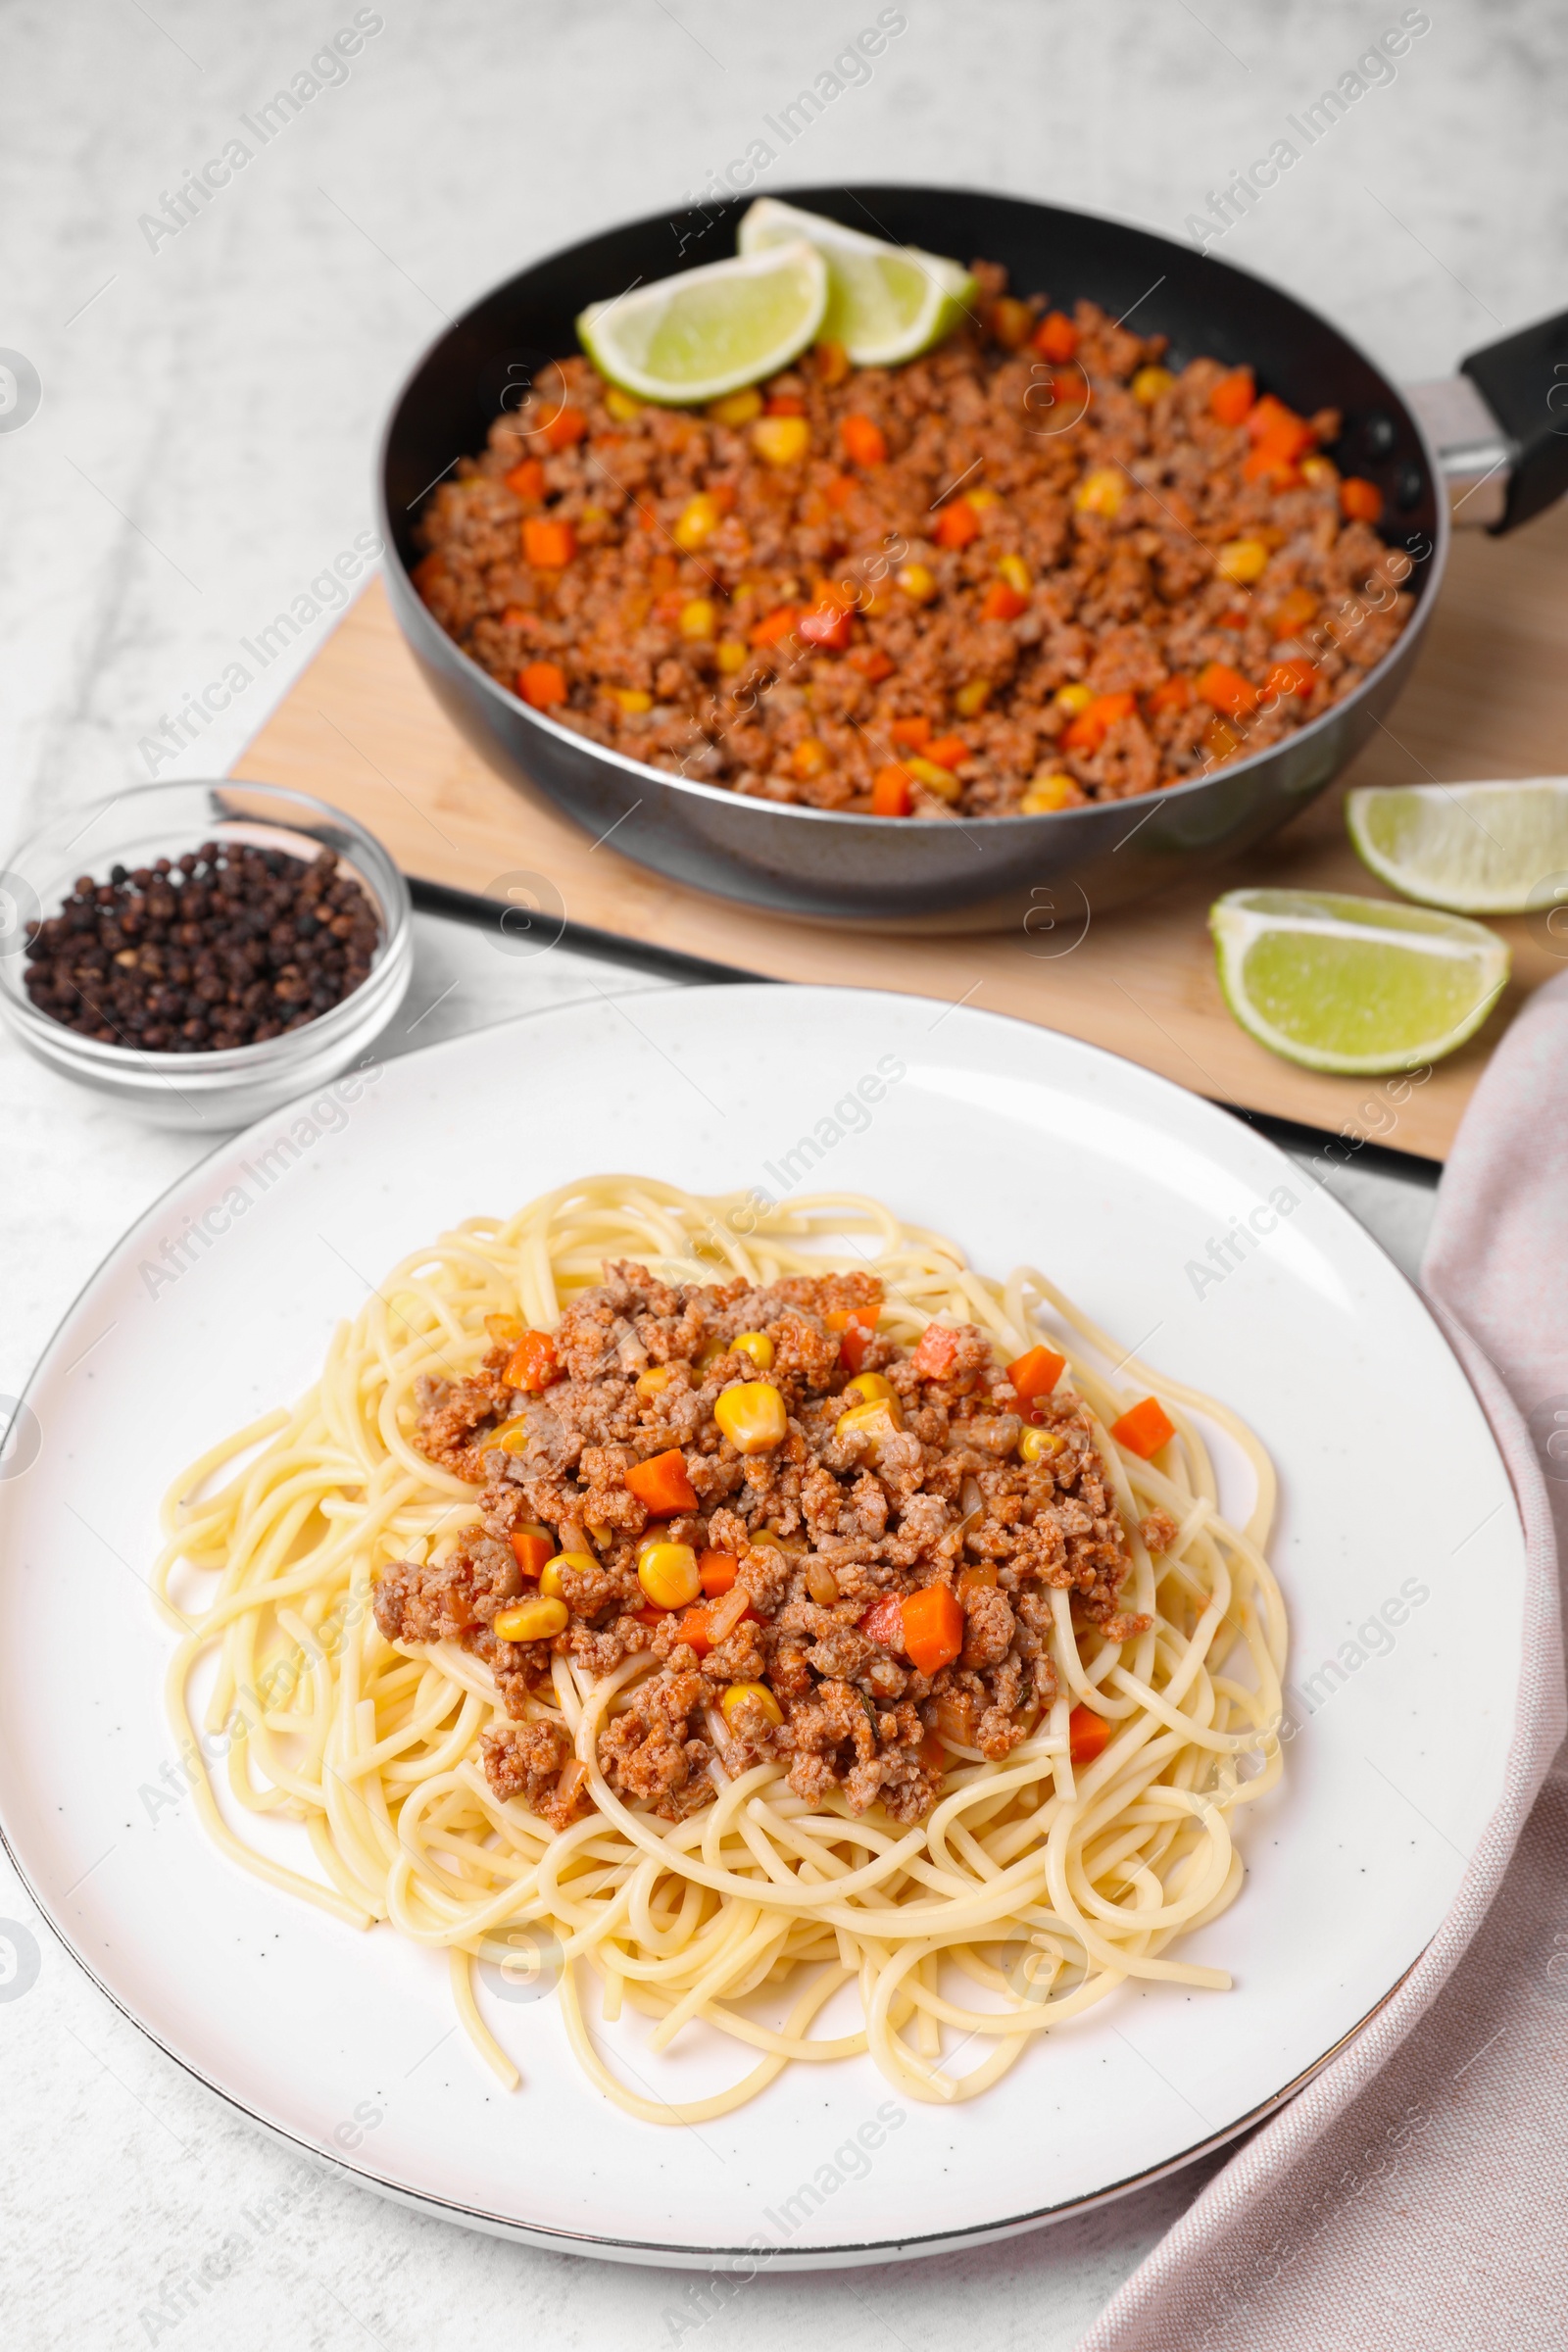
[996,553,1032,595]
[791,739,829,781]
[539,1548,595,1598]
[905,756,961,802]
[714,1381,788,1453]
[613,687,654,713]
[1215,538,1269,584]
[716,639,749,672]
[731,1330,776,1370]
[843,1371,897,1409]
[1074,466,1126,517]
[638,1543,702,1610]
[673,494,720,552]
[896,563,939,604]
[1054,682,1095,715]
[1299,454,1337,486]
[709,386,763,426]
[604,386,644,421]
[1019,771,1078,814]
[720,1681,785,1729]
[493,1594,568,1642]
[1131,366,1175,406]
[636,1364,676,1398]
[636,1524,670,1558]
[753,415,810,466]
[1019,1427,1066,1463]
[679,597,717,639]
[579,505,609,529]
[966,486,1002,512]
[954,678,993,716]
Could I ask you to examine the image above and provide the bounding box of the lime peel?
[1347,778,1568,914]
[1209,886,1510,1075]
[737,196,976,367]
[576,240,828,405]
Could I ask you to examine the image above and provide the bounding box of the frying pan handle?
[1459,309,1568,533]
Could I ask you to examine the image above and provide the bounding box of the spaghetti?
[154,1179,1287,2123]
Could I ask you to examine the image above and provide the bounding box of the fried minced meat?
[373,1261,1149,1825]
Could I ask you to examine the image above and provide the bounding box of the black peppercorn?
[22,841,381,1053]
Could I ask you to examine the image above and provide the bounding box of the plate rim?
[0,982,1514,2266]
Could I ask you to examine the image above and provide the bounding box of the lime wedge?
[737,197,977,367]
[1347,777,1568,914]
[577,240,828,405]
[1209,888,1509,1074]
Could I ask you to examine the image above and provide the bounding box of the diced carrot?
[518,661,568,709]
[814,340,852,386]
[636,1602,671,1628]
[1197,662,1258,718]
[927,734,969,770]
[934,499,981,550]
[504,1331,559,1392]
[765,391,807,416]
[1006,1344,1065,1401]
[522,517,576,568]
[918,1730,948,1771]
[901,1584,965,1676]
[511,1528,554,1578]
[842,414,888,466]
[849,646,895,681]
[871,763,913,817]
[1269,586,1319,638]
[1145,674,1193,715]
[1244,395,1313,462]
[1340,476,1385,523]
[1069,1703,1112,1764]
[826,1305,880,1331]
[411,552,445,594]
[1265,658,1316,702]
[750,605,801,649]
[1110,1396,1177,1458]
[1210,367,1255,426]
[699,1550,739,1595]
[625,1447,698,1513]
[543,406,588,451]
[1033,311,1079,364]
[505,459,546,500]
[837,1323,871,1373]
[797,602,854,652]
[1217,609,1249,630]
[990,297,1034,350]
[982,580,1028,622]
[890,715,932,750]
[824,472,858,510]
[675,1602,711,1654]
[910,1322,962,1379]
[858,1592,906,1649]
[1062,690,1137,753]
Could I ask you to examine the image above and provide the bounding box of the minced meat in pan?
[413,263,1413,818]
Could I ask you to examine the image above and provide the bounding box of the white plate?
[0,986,1523,2268]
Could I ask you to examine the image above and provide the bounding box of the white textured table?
[0,1,1543,2342]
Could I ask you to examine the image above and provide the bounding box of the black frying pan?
[377,186,1568,931]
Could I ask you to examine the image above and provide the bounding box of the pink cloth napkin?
[1078,973,1568,2351]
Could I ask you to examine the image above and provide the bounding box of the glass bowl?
[0,780,414,1130]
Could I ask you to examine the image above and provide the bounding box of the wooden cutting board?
[235,506,1568,1162]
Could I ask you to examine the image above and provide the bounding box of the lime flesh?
[737,197,976,366]
[1348,778,1568,914]
[1209,888,1510,1074]
[577,240,828,404]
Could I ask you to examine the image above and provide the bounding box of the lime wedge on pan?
[738,196,977,366]
[1347,778,1568,914]
[577,240,828,404]
[1209,888,1510,1074]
